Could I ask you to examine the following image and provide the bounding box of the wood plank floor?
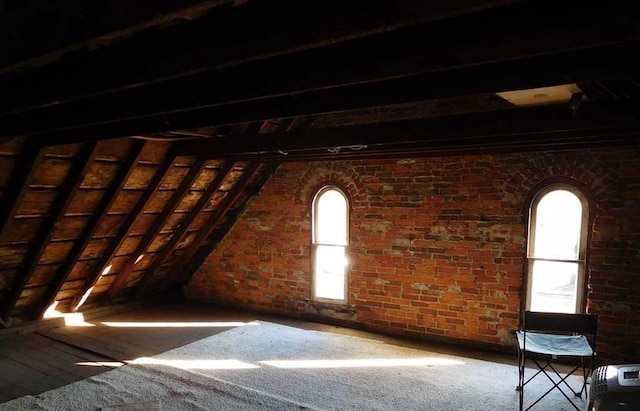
[0,300,518,404]
[0,301,264,403]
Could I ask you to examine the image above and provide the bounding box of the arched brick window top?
[312,185,349,303]
[526,183,590,314]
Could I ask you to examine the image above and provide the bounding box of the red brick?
[186,148,640,363]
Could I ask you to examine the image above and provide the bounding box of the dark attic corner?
[0,0,639,391]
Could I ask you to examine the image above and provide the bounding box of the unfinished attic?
[0,0,640,408]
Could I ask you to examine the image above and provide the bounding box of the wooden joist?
[0,0,236,75]
[3,3,640,142]
[173,99,640,161]
[0,0,514,115]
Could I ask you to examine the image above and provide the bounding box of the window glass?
[316,190,347,245]
[527,186,587,314]
[314,245,347,300]
[313,187,348,302]
[533,190,582,260]
[529,260,578,313]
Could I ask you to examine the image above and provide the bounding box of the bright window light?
[313,186,349,302]
[527,186,588,314]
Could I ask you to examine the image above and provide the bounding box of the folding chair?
[516,310,598,411]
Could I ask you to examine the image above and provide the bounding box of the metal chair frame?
[516,311,598,411]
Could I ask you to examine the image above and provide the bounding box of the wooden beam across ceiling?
[0,0,235,75]
[2,2,640,142]
[6,43,640,146]
[174,99,640,161]
[0,0,516,114]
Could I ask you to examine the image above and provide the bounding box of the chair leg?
[520,358,588,411]
[517,349,524,411]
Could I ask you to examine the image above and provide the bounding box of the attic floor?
[0,300,517,404]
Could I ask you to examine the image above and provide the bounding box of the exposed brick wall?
[186,148,640,362]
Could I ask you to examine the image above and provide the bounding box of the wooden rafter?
[0,141,99,324]
[0,0,514,115]
[173,99,640,161]
[31,139,146,320]
[0,142,44,326]
[134,161,235,296]
[0,0,235,75]
[70,149,177,310]
[184,186,267,284]
[14,42,640,145]
[169,162,263,284]
[2,2,636,126]
[0,142,44,241]
[105,158,208,301]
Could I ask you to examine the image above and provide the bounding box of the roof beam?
[0,143,43,241]
[169,162,264,284]
[104,158,209,302]
[2,3,640,140]
[70,150,177,310]
[175,100,640,161]
[30,139,146,320]
[134,161,235,296]
[0,142,44,327]
[8,41,640,145]
[0,0,234,75]
[0,142,99,324]
[0,0,516,114]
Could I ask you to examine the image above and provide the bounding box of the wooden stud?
[133,161,235,296]
[69,150,177,310]
[104,158,208,301]
[0,142,44,242]
[0,143,44,327]
[169,162,264,284]
[0,142,99,323]
[31,139,146,320]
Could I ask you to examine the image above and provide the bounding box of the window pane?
[314,245,347,300]
[534,190,582,260]
[530,260,578,313]
[316,190,347,245]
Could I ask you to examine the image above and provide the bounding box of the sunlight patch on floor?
[100,321,260,328]
[130,357,260,370]
[261,357,465,368]
[43,301,94,326]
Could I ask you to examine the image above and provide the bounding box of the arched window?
[526,184,589,313]
[312,186,349,303]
